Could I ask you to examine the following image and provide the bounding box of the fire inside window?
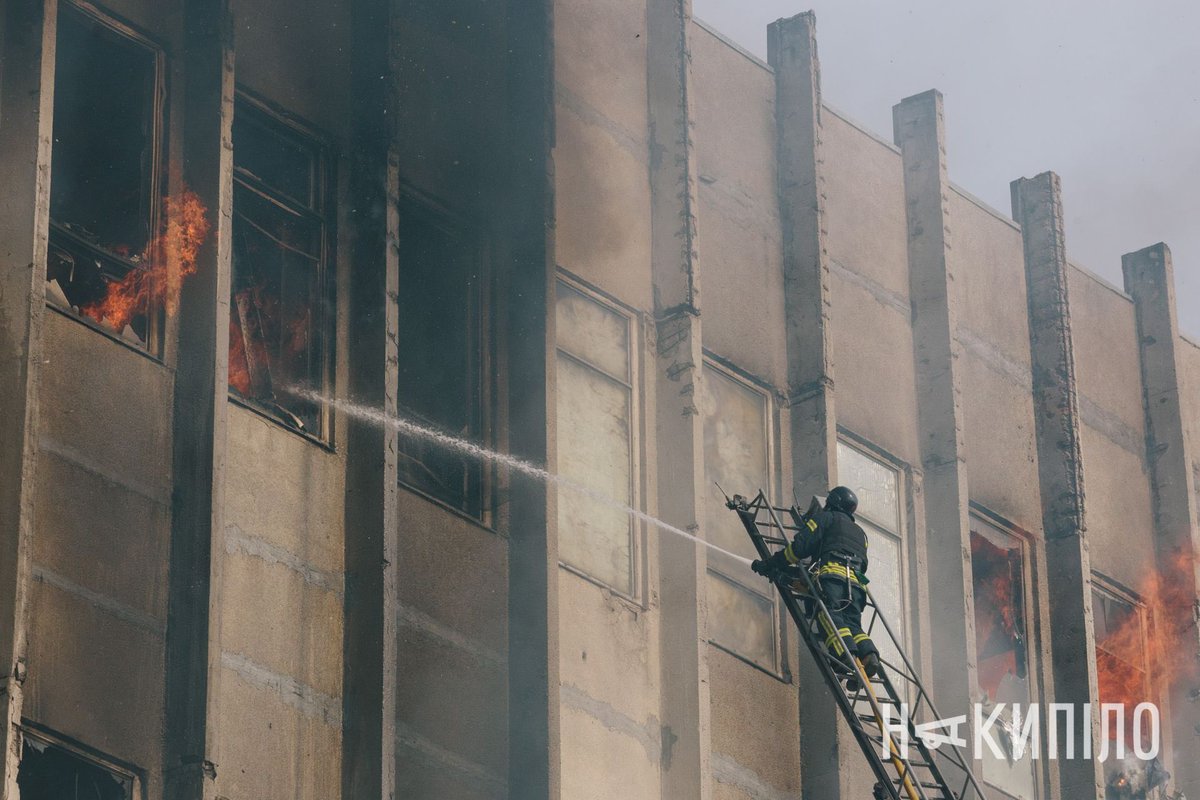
[46,4,163,350]
[229,98,332,437]
[1093,587,1152,743]
[395,195,488,519]
[970,517,1036,800]
[17,733,133,800]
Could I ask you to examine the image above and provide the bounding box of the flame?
[971,531,1025,701]
[1096,551,1199,741]
[80,188,210,331]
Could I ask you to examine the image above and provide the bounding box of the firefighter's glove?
[751,551,788,580]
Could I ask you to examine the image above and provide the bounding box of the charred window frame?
[395,191,491,522]
[969,511,1039,800]
[836,436,908,672]
[702,356,784,677]
[46,2,165,353]
[1091,578,1154,750]
[229,94,334,440]
[555,274,641,598]
[17,727,139,800]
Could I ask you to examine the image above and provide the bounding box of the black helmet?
[825,485,859,517]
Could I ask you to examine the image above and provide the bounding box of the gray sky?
[693,0,1200,338]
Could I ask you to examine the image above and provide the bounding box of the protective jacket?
[782,506,869,575]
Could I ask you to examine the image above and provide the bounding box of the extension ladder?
[727,490,989,800]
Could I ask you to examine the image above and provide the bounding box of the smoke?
[286,387,753,567]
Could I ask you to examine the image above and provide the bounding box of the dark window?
[396,196,487,518]
[18,735,133,800]
[46,4,163,349]
[229,97,332,438]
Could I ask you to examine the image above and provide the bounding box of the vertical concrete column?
[893,90,981,774]
[1122,244,1200,799]
[1012,172,1104,800]
[504,0,558,796]
[162,1,235,799]
[341,0,399,798]
[768,13,844,798]
[0,1,56,796]
[646,1,710,798]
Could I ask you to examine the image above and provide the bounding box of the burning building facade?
[0,1,1197,799]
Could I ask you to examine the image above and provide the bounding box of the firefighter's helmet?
[825,485,859,516]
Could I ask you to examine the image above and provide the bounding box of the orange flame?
[1096,551,1199,740]
[81,188,210,331]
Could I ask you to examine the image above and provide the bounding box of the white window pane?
[707,571,776,669]
[703,368,769,561]
[970,520,1036,799]
[837,442,899,532]
[556,282,629,380]
[557,354,634,593]
[860,521,904,671]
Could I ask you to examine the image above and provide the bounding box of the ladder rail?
[732,495,909,799]
[731,490,990,800]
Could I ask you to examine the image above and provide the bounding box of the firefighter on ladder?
[750,486,882,684]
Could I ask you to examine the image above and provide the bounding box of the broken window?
[970,516,1037,800]
[837,440,905,670]
[703,362,779,671]
[395,195,487,519]
[1093,584,1152,747]
[18,731,134,800]
[229,97,332,437]
[556,280,636,595]
[46,3,163,350]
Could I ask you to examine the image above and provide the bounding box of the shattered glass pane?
[707,570,776,669]
[556,353,634,594]
[18,736,131,800]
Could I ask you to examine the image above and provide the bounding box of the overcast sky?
[693,0,1200,338]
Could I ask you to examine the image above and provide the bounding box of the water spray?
[287,388,753,567]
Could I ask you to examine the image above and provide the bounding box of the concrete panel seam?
[710,751,800,800]
[828,258,911,319]
[396,602,505,667]
[39,435,171,508]
[219,650,342,728]
[559,683,660,764]
[956,326,1032,388]
[1077,393,1146,459]
[31,564,166,637]
[556,82,647,166]
[394,720,505,797]
[697,178,781,230]
[224,523,344,598]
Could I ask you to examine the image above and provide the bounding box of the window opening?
[229,97,332,437]
[46,3,166,350]
[555,279,636,594]
[395,195,488,519]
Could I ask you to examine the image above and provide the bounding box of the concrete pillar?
[341,0,399,798]
[161,2,235,798]
[646,2,711,797]
[503,0,558,797]
[1122,244,1200,799]
[768,13,845,798]
[0,1,56,796]
[1012,172,1104,800]
[893,90,982,784]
